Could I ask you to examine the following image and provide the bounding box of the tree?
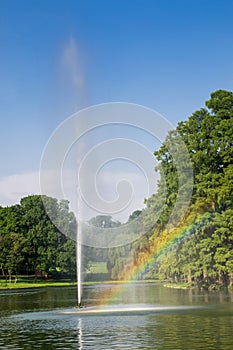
[0,195,78,279]
[153,90,233,288]
[0,205,26,281]
[108,90,233,288]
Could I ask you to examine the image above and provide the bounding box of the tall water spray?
[77,193,82,307]
[77,226,82,306]
[39,103,194,309]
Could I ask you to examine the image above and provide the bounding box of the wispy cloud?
[0,168,159,224]
[0,172,40,207]
[79,170,159,222]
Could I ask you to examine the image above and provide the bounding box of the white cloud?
[0,168,160,224]
[0,172,40,207]
[79,169,160,223]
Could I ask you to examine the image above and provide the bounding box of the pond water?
[0,283,232,349]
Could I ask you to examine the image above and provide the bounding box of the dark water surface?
[0,283,232,349]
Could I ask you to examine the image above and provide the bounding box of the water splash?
[62,304,202,315]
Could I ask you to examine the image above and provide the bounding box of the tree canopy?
[1,90,232,289]
[0,195,77,280]
[105,90,233,289]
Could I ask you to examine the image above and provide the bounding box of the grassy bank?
[0,276,77,289]
[0,276,159,290]
[163,282,233,291]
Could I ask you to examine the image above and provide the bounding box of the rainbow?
[97,212,212,305]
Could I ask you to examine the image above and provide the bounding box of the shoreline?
[2,279,232,292]
[163,282,233,292]
[0,279,160,291]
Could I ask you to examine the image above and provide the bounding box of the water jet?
[77,211,82,308]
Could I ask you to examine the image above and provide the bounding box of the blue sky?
[0,0,233,209]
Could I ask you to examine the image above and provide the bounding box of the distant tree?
[88,215,121,228]
[128,210,142,221]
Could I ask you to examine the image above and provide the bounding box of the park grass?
[0,277,77,290]
[88,261,108,274]
[0,275,159,290]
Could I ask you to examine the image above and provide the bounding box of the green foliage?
[106,90,233,289]
[88,215,121,228]
[153,90,233,289]
[0,195,77,279]
[1,90,233,289]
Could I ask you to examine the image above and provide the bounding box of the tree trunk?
[203,269,207,279]
[8,269,12,283]
[188,270,192,284]
[229,273,233,287]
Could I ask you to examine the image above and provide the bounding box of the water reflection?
[0,284,232,350]
[77,318,83,350]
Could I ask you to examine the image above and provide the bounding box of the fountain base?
[62,304,200,315]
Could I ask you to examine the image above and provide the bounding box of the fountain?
[77,238,82,308]
[77,191,83,309]
[39,102,193,314]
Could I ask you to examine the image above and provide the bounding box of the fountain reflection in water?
[77,318,83,349]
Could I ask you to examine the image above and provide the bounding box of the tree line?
[1,89,232,290]
[105,90,233,289]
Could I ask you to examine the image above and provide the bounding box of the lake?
[0,283,232,349]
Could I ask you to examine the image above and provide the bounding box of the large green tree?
[155,90,233,288]
[105,90,233,288]
[0,195,78,279]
